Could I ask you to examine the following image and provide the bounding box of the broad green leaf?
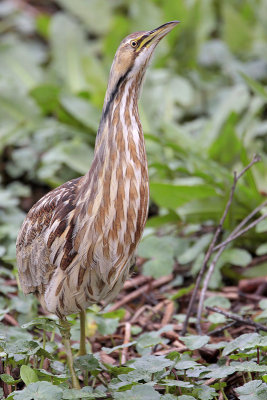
[256,243,267,256]
[209,113,241,164]
[204,296,231,309]
[223,4,252,52]
[0,373,20,385]
[135,329,169,355]
[57,0,112,34]
[150,183,217,210]
[259,299,267,310]
[235,380,267,400]
[42,141,94,175]
[207,313,226,324]
[179,335,210,350]
[256,219,267,233]
[129,355,173,373]
[205,365,236,379]
[60,95,101,131]
[95,316,119,335]
[114,384,160,400]
[50,13,88,92]
[161,379,193,388]
[194,384,217,400]
[222,333,260,356]
[20,365,38,386]
[74,354,100,372]
[12,381,63,400]
[178,234,212,264]
[231,361,267,373]
[174,360,200,370]
[222,248,252,267]
[138,235,175,278]
[62,386,101,399]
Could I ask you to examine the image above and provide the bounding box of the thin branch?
[195,156,262,333]
[181,170,238,334]
[206,306,267,332]
[213,212,267,252]
[208,321,237,336]
[182,155,261,335]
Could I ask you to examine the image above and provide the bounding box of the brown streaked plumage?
[16,21,179,388]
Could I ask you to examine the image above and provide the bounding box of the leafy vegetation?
[0,0,267,398]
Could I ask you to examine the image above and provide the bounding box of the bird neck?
[93,74,147,171]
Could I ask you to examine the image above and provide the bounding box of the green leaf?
[150,183,217,210]
[231,361,267,373]
[60,95,101,131]
[223,4,252,52]
[256,243,267,256]
[95,316,119,335]
[138,235,175,278]
[194,384,217,400]
[205,365,236,379]
[222,248,252,267]
[114,384,160,400]
[12,381,63,400]
[162,379,193,388]
[179,335,210,350]
[222,333,260,356]
[256,219,267,233]
[259,299,267,310]
[204,296,231,309]
[174,360,200,370]
[42,140,94,175]
[0,374,20,385]
[171,284,194,300]
[207,313,226,324]
[241,73,267,100]
[235,380,267,400]
[178,234,212,264]
[74,354,100,372]
[50,13,88,92]
[129,355,173,373]
[209,113,241,165]
[57,0,112,34]
[20,365,38,386]
[62,386,101,399]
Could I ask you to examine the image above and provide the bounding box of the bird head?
[103,21,179,111]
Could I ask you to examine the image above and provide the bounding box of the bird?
[16,21,179,388]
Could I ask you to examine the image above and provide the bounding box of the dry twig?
[121,322,131,364]
[206,306,267,332]
[182,155,263,335]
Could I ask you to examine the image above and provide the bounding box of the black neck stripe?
[102,65,133,122]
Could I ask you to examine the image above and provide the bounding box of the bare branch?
[206,306,267,332]
[181,155,261,335]
[213,212,267,252]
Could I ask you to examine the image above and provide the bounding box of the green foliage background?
[1,0,267,270]
[0,0,267,398]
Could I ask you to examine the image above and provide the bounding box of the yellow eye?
[130,40,138,48]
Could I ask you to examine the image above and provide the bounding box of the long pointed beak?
[138,21,179,50]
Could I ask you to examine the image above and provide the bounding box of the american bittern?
[16,21,179,388]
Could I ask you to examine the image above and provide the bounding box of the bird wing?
[16,177,82,295]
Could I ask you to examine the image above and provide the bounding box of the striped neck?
[94,72,146,169]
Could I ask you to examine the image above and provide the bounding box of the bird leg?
[59,317,80,389]
[79,310,87,356]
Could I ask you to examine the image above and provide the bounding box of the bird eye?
[130,40,138,48]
